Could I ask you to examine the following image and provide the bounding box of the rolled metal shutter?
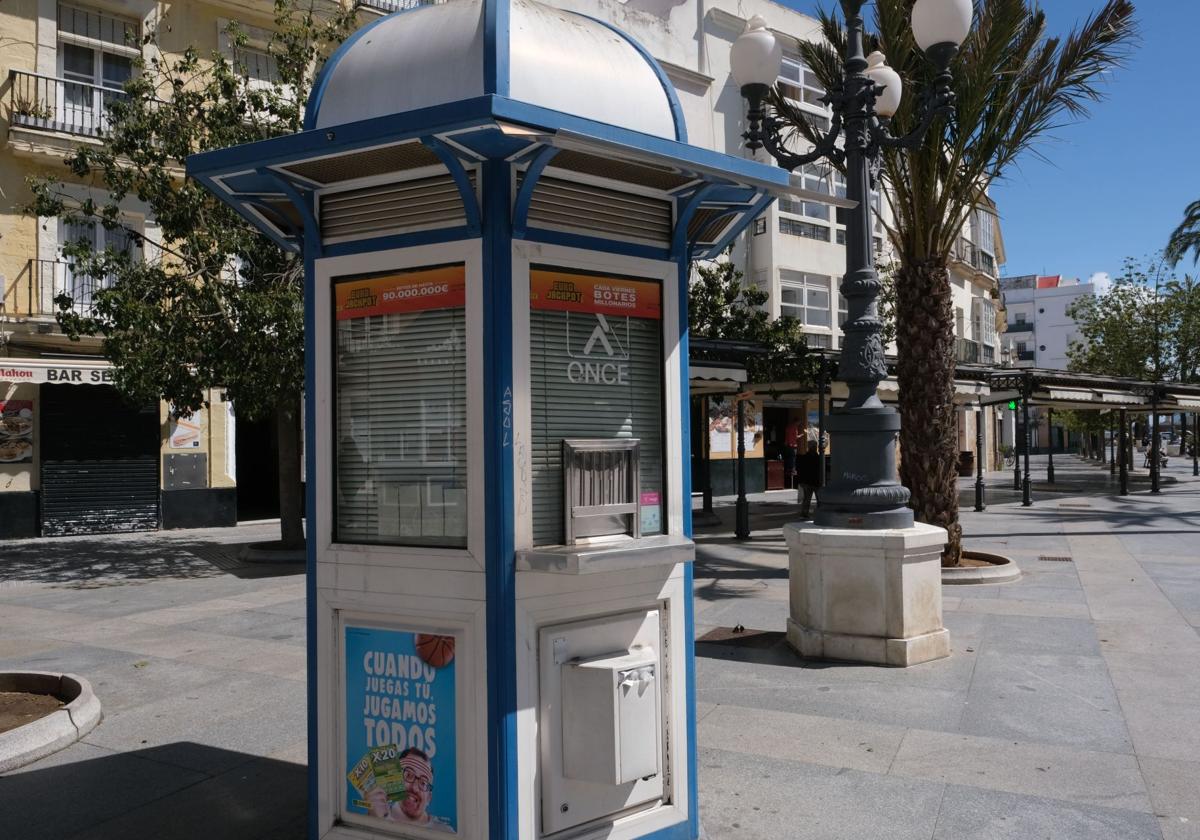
[529,307,664,546]
[334,307,467,546]
[39,384,160,536]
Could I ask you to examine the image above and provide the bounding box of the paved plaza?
[2,454,1199,839]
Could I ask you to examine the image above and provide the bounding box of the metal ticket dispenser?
[188,1,789,836]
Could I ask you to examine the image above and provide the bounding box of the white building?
[999,275,1094,370]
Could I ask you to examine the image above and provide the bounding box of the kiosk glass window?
[333,265,467,547]
[529,268,665,546]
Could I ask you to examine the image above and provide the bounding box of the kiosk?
[189,2,793,836]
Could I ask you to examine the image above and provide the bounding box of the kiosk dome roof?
[307,0,685,141]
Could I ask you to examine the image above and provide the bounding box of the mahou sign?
[0,363,115,385]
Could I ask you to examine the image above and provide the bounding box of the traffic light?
[1008,400,1017,410]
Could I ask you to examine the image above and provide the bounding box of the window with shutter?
[332,265,468,547]
[528,267,665,547]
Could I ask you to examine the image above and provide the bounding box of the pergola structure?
[688,349,1200,527]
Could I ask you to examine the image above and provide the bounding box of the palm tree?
[782,0,1136,564]
[1167,200,1200,267]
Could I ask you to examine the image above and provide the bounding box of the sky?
[781,0,1200,289]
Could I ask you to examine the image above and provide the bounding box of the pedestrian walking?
[796,437,820,518]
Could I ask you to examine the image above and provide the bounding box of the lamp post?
[731,0,969,528]
[974,396,985,512]
[1047,406,1055,484]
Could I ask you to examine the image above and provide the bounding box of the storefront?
[0,359,237,537]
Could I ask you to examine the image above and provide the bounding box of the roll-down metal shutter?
[39,384,160,536]
[334,304,467,546]
[529,278,664,547]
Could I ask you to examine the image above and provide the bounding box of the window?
[57,4,139,134]
[1015,312,1027,324]
[528,267,664,546]
[779,218,830,242]
[780,271,831,328]
[972,298,997,347]
[837,292,848,328]
[753,217,766,236]
[778,56,827,108]
[955,307,965,339]
[333,265,468,547]
[236,46,280,86]
[974,208,997,275]
[58,218,139,312]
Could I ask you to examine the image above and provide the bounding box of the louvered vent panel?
[320,173,474,241]
[525,176,673,245]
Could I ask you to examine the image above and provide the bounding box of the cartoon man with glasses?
[365,748,451,831]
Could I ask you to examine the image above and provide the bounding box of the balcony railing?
[355,0,445,12]
[1006,320,1033,334]
[956,338,980,364]
[952,236,998,277]
[1017,350,1036,362]
[0,260,105,318]
[7,69,128,138]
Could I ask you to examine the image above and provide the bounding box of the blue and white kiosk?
[189,2,793,837]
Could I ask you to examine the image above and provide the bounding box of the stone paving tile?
[1138,757,1200,821]
[0,641,147,675]
[698,747,944,840]
[1117,695,1200,764]
[888,729,1151,812]
[977,613,1101,656]
[953,598,1092,619]
[1161,818,1200,840]
[82,655,241,715]
[0,742,210,839]
[68,753,308,840]
[175,610,307,645]
[931,784,1164,840]
[698,673,969,732]
[1095,620,1200,656]
[698,703,906,774]
[958,650,1132,753]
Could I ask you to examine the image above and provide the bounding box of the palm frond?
[1167,199,1200,266]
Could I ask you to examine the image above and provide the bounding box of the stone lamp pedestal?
[784,522,950,667]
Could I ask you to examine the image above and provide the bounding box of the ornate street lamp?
[731,0,970,528]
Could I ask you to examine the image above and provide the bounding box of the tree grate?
[1038,555,1074,562]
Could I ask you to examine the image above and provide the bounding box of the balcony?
[1017,350,1036,362]
[951,237,998,279]
[956,338,981,364]
[1,260,104,319]
[1006,320,1034,334]
[7,70,128,139]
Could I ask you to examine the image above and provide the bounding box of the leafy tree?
[788,0,1136,565]
[26,0,358,549]
[688,258,815,385]
[1166,199,1200,268]
[1068,257,1200,385]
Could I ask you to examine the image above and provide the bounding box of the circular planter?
[0,671,101,773]
[942,550,1021,585]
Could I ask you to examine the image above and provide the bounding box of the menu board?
[0,400,34,464]
[344,624,458,833]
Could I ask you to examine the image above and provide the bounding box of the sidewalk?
[2,457,1199,839]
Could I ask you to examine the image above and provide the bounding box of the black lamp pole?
[1119,407,1129,496]
[735,396,750,538]
[1022,380,1032,507]
[1046,406,1055,484]
[1013,403,1021,491]
[974,397,985,511]
[817,355,828,491]
[737,0,956,528]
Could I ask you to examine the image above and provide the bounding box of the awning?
[690,362,746,395]
[1049,388,1097,402]
[1170,394,1200,409]
[0,359,115,385]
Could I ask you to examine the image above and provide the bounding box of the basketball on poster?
[345,625,458,833]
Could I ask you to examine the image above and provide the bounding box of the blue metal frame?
[481,158,519,840]
[422,135,483,236]
[511,145,558,239]
[303,249,319,840]
[483,0,510,97]
[583,15,687,144]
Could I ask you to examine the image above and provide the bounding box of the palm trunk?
[895,259,962,567]
[276,394,304,549]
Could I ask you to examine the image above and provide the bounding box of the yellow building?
[0,0,396,537]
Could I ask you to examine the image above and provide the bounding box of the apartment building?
[0,0,405,537]
[1000,274,1094,370]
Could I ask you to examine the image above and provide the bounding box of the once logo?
[567,313,629,386]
